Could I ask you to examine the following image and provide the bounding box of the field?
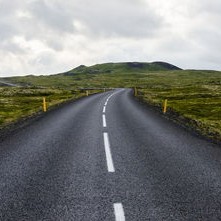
[0,87,98,129]
[1,62,221,142]
[134,70,221,141]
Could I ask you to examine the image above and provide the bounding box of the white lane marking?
[103,133,115,172]
[104,89,123,106]
[114,203,125,221]
[103,106,106,113]
[104,89,125,111]
[102,114,107,127]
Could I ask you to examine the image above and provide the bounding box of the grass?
[0,87,99,129]
[1,62,221,142]
[134,70,221,141]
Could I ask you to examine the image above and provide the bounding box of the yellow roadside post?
[86,90,89,96]
[134,87,137,96]
[163,99,168,114]
[43,97,47,112]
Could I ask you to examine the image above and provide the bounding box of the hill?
[0,61,182,88]
[62,61,182,76]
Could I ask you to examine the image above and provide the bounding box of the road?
[0,89,221,220]
[0,80,19,87]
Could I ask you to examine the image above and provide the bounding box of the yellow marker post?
[163,99,168,114]
[43,97,47,112]
[134,87,137,96]
[86,90,89,96]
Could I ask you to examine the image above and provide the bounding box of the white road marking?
[114,203,125,221]
[103,133,115,172]
[103,114,107,127]
[104,90,123,106]
[103,106,106,113]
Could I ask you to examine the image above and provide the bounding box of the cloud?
[0,0,221,76]
[28,0,75,33]
[70,0,164,38]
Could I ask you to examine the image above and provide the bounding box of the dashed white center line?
[114,203,125,221]
[103,106,106,113]
[103,132,115,172]
[102,91,127,220]
[102,114,107,127]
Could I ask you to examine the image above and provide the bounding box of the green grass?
[134,70,221,141]
[1,62,221,142]
[0,87,99,129]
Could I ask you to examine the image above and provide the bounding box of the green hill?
[1,61,182,88]
[62,62,182,76]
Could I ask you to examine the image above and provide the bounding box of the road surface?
[0,80,19,87]
[0,89,221,220]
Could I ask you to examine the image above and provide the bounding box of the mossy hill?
[62,62,182,76]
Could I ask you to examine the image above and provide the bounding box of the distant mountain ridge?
[62,61,182,76]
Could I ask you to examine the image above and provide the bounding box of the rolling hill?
[0,61,182,88]
[62,61,182,76]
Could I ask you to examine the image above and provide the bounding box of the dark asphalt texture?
[0,89,221,220]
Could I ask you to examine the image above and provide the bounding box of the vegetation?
[134,70,221,141]
[2,62,181,88]
[0,87,98,129]
[1,61,221,142]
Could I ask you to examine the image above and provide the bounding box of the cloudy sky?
[0,0,221,76]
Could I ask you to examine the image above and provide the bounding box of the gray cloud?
[71,0,164,38]
[28,0,75,33]
[0,22,18,41]
[1,41,25,54]
[0,0,221,76]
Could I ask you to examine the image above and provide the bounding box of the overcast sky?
[0,0,221,76]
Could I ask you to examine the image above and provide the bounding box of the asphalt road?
[0,80,18,87]
[0,89,221,220]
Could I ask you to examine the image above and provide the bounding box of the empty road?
[0,89,221,220]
